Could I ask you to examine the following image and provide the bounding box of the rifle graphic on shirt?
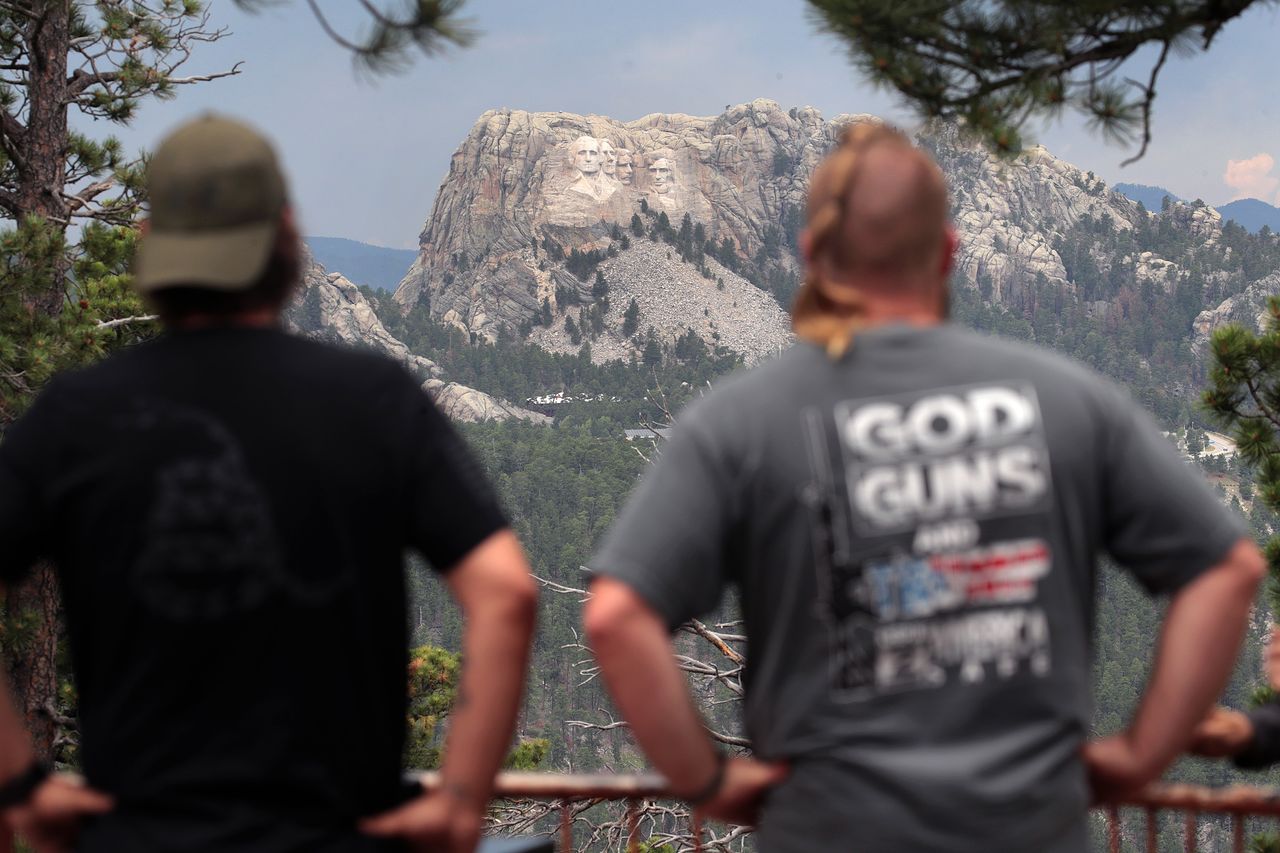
[803,407,877,693]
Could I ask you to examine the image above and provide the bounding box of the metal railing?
[6,774,1280,852]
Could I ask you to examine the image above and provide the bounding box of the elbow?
[479,569,538,631]
[1221,539,1267,597]
[1234,540,1267,590]
[584,578,649,651]
[505,571,539,629]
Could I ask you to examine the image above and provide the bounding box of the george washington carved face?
[571,136,602,175]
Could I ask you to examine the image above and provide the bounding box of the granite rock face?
[525,240,791,364]
[287,251,547,423]
[394,100,841,346]
[1192,271,1280,353]
[1132,252,1185,292]
[395,100,1247,363]
[426,379,551,424]
[289,249,443,380]
[929,126,1146,306]
[1165,200,1224,246]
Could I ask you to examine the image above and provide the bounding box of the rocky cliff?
[287,251,549,424]
[392,100,1196,359]
[925,123,1148,304]
[394,99,834,360]
[1193,271,1280,353]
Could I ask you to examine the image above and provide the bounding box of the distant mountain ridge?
[304,236,416,291]
[1114,182,1181,211]
[1216,198,1280,234]
[1113,184,1280,234]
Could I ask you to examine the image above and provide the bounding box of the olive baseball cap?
[134,114,288,293]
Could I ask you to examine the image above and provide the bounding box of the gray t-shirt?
[590,324,1245,853]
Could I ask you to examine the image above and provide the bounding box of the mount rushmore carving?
[562,134,678,210]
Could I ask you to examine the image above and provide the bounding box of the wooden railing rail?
[7,774,1280,852]
[418,773,1280,853]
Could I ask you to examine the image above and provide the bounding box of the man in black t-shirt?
[0,115,538,853]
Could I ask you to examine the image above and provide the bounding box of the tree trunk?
[3,563,61,763]
[17,2,70,222]
[4,2,72,762]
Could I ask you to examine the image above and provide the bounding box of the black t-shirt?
[0,326,507,852]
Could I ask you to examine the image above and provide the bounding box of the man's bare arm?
[0,639,35,782]
[0,586,114,852]
[1089,539,1265,795]
[584,578,786,825]
[362,530,537,851]
[435,530,539,805]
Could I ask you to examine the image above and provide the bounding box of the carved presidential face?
[600,140,617,176]
[571,136,601,175]
[649,158,674,193]
[616,150,634,185]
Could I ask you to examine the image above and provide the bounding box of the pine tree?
[678,214,694,258]
[642,329,662,368]
[630,213,644,238]
[806,0,1267,160]
[592,269,609,300]
[1204,299,1280,685]
[0,1,250,763]
[565,314,581,346]
[622,298,640,338]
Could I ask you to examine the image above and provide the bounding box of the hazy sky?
[107,1,1280,248]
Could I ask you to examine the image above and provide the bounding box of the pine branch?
[62,179,115,213]
[1245,376,1280,433]
[95,315,157,331]
[683,619,745,665]
[807,0,1271,158]
[252,0,476,74]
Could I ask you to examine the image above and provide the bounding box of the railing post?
[1108,804,1121,853]
[626,798,639,853]
[692,812,704,853]
[559,801,572,852]
[1145,807,1158,853]
[1232,815,1245,853]
[1184,810,1197,853]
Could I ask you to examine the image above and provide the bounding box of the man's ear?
[939,227,958,280]
[799,229,813,265]
[277,206,300,251]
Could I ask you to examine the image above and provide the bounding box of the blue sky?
[107,0,1280,248]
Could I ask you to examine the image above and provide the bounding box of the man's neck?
[818,269,946,329]
[846,290,944,329]
[168,308,281,332]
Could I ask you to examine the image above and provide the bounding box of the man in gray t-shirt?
[583,124,1264,852]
